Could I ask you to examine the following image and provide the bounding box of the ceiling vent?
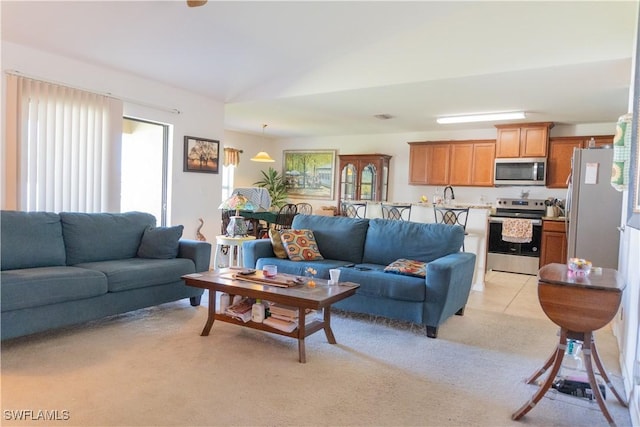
[374,114,394,120]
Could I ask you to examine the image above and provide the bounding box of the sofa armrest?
[242,239,275,268]
[423,252,476,327]
[178,239,212,273]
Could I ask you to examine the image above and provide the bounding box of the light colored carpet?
[1,296,632,427]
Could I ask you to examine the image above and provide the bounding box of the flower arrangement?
[305,267,317,288]
[568,258,592,276]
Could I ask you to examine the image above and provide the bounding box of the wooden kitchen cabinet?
[449,141,495,186]
[426,144,450,185]
[546,135,614,188]
[495,122,554,158]
[409,144,429,184]
[337,154,391,211]
[540,220,567,267]
[408,140,495,186]
[408,143,449,185]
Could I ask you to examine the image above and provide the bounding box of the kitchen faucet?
[443,186,455,202]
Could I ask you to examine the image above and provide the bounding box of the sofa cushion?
[280,229,324,261]
[60,211,156,265]
[384,259,427,278]
[363,219,464,266]
[268,229,288,259]
[137,225,184,259]
[291,215,368,264]
[75,258,196,292]
[337,267,426,302]
[1,211,66,270]
[1,266,108,311]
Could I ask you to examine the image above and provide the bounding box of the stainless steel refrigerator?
[566,148,623,269]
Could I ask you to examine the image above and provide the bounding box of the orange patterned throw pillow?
[384,259,427,278]
[280,229,324,261]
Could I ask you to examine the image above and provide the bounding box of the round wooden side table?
[213,235,256,269]
[512,263,627,426]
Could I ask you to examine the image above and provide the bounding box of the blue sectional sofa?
[242,214,476,338]
[1,210,211,340]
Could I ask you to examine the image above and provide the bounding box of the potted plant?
[254,167,288,209]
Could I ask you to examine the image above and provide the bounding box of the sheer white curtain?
[4,74,123,212]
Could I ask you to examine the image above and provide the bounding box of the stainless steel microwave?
[494,158,546,186]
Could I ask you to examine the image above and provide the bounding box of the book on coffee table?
[225,297,253,323]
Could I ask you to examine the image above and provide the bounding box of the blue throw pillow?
[137,225,184,259]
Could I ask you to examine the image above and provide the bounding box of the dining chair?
[341,201,367,218]
[381,203,412,221]
[296,202,313,215]
[273,204,298,231]
[433,206,469,250]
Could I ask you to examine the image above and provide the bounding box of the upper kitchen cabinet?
[546,135,614,188]
[409,142,449,185]
[408,140,495,187]
[495,122,554,158]
[449,141,496,186]
[337,154,390,206]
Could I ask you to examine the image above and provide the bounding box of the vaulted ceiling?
[2,1,637,137]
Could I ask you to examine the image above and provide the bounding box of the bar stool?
[214,235,256,269]
[381,203,412,221]
[433,206,469,250]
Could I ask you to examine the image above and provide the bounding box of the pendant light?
[250,124,275,162]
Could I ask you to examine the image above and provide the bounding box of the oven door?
[488,218,542,257]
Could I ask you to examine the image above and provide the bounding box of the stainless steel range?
[486,198,546,275]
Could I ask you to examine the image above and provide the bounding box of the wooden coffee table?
[182,269,359,363]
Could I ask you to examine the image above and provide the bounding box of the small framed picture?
[183,136,219,174]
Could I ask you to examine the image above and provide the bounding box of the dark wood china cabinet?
[337,154,391,213]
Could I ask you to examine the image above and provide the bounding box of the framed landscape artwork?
[283,150,336,200]
[183,136,220,174]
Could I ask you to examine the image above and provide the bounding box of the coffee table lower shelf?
[206,311,332,363]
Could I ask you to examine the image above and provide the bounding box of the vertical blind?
[4,74,123,212]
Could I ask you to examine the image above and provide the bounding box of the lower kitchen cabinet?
[540,219,568,267]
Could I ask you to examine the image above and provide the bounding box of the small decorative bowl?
[568,258,592,276]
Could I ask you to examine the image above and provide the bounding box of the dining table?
[240,210,278,237]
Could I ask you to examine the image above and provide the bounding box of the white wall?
[1,41,224,242]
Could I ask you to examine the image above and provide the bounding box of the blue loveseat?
[242,214,476,338]
[1,210,211,340]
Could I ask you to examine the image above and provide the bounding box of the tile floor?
[467,270,549,321]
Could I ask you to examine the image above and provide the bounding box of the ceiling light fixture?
[250,124,275,162]
[437,111,526,124]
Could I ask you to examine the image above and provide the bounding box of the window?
[121,117,169,225]
[4,74,123,212]
[221,164,235,201]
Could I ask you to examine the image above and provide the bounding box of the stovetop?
[491,198,546,219]
[491,211,544,219]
